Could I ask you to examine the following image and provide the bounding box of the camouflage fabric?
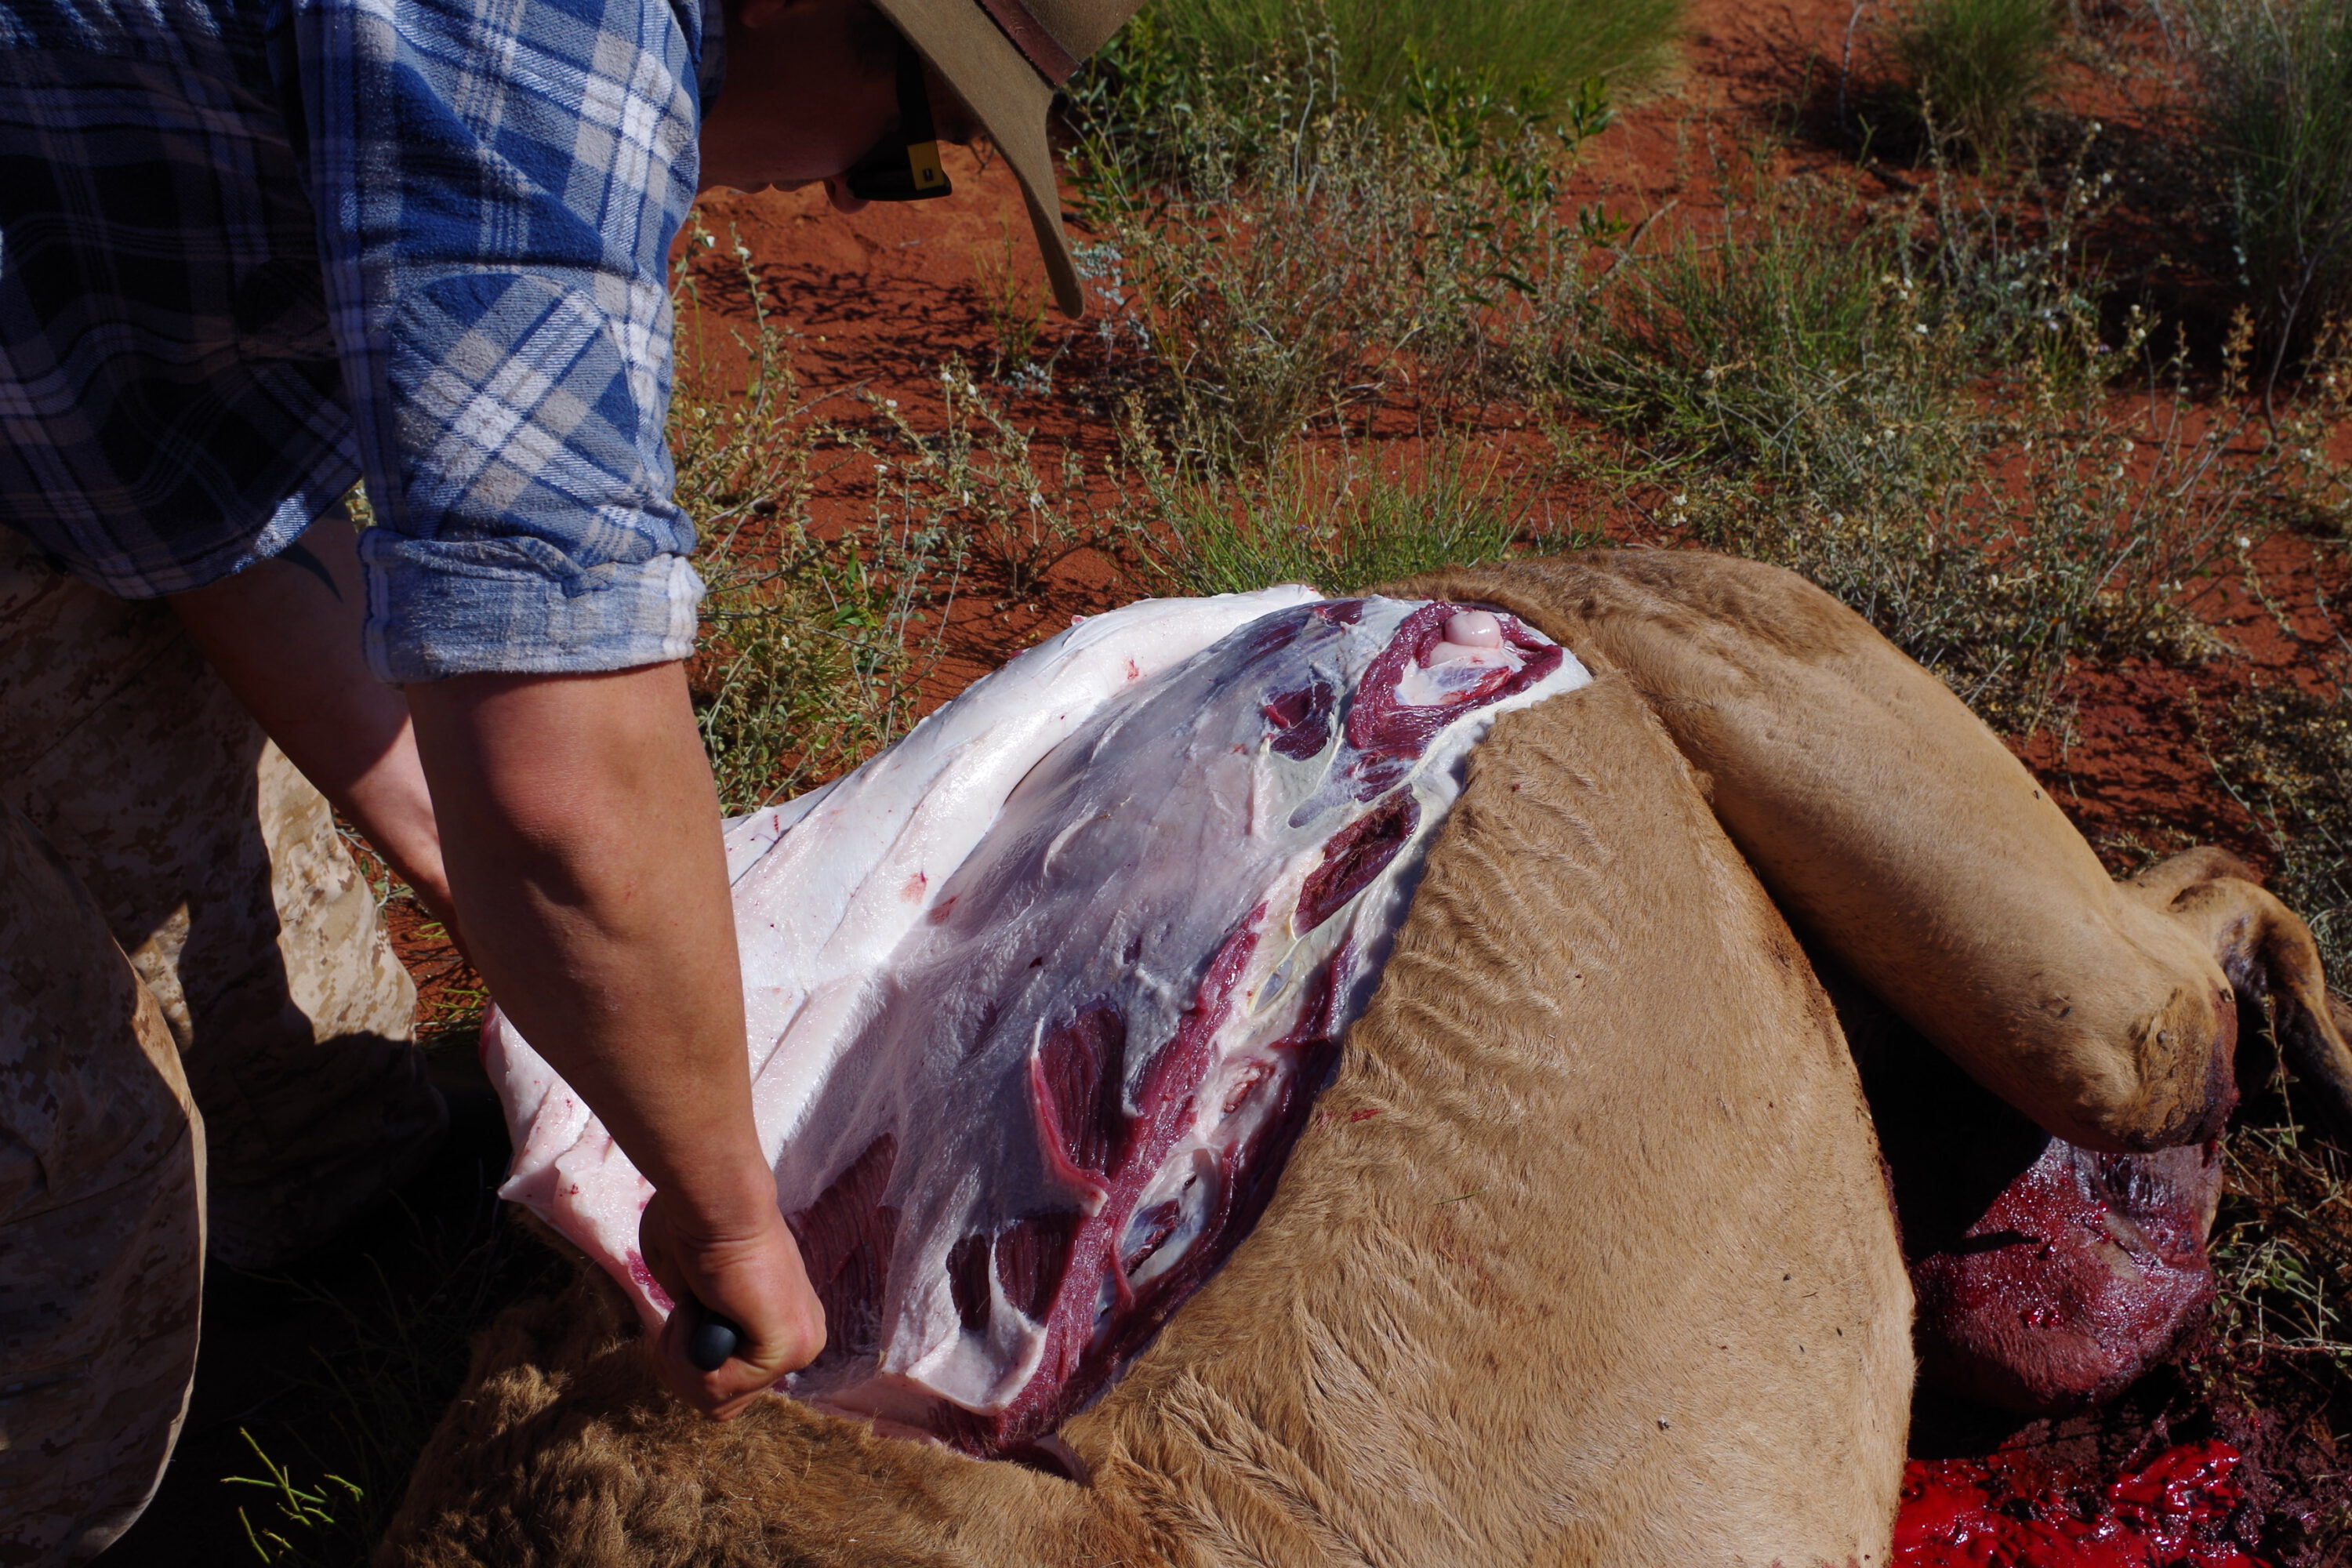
[0,532,445,1562]
[0,801,205,1566]
[0,528,444,1269]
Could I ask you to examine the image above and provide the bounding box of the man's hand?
[405,660,826,1413]
[640,1188,826,1416]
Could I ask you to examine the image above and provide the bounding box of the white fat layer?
[492,590,1591,1432]
[489,587,1322,1299]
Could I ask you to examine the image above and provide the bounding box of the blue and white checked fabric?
[0,0,724,680]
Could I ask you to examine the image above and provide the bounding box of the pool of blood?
[1894,1441,2267,1568]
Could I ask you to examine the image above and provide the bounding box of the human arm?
[274,0,819,1411]
[405,661,823,1416]
[169,513,458,938]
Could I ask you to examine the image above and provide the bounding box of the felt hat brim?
[869,0,1085,317]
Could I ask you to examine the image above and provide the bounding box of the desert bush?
[848,361,1134,605]
[1069,36,1602,470]
[1889,0,2061,160]
[1549,163,2343,729]
[1105,0,1678,128]
[1552,157,2109,494]
[673,228,963,811]
[2186,0,2352,349]
[2213,676,2352,982]
[1131,440,1586,597]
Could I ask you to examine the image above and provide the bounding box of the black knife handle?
[683,1298,744,1372]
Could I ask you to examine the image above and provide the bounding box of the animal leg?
[1385,551,2248,1153]
[2125,849,2352,1145]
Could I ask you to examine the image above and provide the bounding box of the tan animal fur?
[384,671,1915,1568]
[1398,552,2352,1153]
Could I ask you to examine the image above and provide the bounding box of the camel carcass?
[382,550,2351,1568]
[490,591,1587,1456]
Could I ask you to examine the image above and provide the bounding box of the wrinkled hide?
[383,673,1915,1568]
[1400,552,2350,1416]
[1401,554,2352,1158]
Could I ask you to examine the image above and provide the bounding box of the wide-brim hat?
[869,0,1141,317]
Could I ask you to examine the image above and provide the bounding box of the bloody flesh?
[491,590,1588,1455]
[1895,1442,2267,1568]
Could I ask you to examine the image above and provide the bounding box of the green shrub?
[1889,0,2060,159]
[1546,163,2343,731]
[1118,0,1679,124]
[1131,441,1587,597]
[1070,38,1601,470]
[2187,0,2352,347]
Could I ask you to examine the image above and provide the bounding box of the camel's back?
[382,670,1911,1568]
[1066,673,1912,1566]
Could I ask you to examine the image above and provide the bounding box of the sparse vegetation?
[2187,0,2352,350]
[2213,675,2352,979]
[1069,40,1602,469]
[1115,0,1679,125]
[1889,0,2061,159]
[1544,155,2347,729]
[672,229,964,811]
[1132,441,1588,597]
[2198,1108,2352,1560]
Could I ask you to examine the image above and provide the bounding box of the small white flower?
[2237,535,2252,550]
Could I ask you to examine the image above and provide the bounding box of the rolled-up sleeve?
[293,0,712,681]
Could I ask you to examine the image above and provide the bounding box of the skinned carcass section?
[491,590,1590,1456]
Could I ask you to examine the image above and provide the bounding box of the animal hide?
[391,549,2351,1566]
[387,662,1916,1567]
[492,591,1586,1455]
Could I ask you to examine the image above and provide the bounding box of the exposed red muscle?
[786,1134,902,1359]
[492,591,1588,1459]
[1911,1140,2221,1412]
[1345,601,1565,797]
[1298,795,1421,933]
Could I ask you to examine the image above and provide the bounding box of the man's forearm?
[403,662,760,1213]
[169,515,456,929]
[405,661,822,1414]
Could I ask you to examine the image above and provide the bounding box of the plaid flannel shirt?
[0,0,724,680]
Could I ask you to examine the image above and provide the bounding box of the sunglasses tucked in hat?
[868,0,1144,317]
